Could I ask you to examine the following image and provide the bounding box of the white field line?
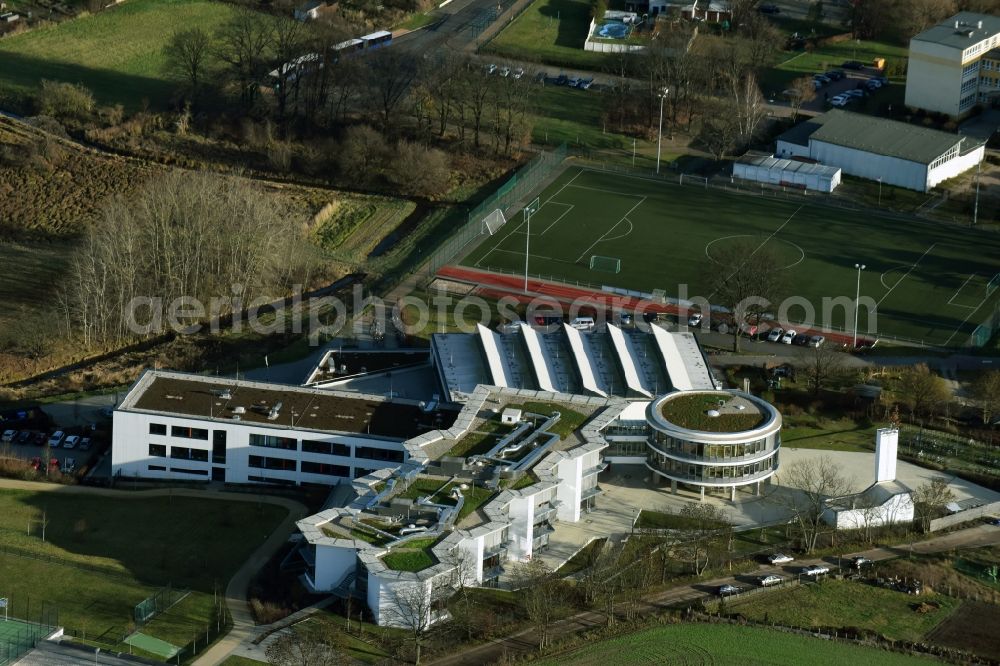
[708,205,803,301]
[945,273,981,310]
[876,243,936,307]
[574,197,646,263]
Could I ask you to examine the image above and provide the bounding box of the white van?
[570,316,595,330]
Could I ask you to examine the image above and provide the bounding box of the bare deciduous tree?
[773,457,854,553]
[894,363,951,422]
[804,345,851,396]
[912,477,955,532]
[970,370,1000,425]
[266,625,349,666]
[216,9,274,108]
[164,27,213,98]
[511,559,567,650]
[703,236,786,352]
[788,76,816,121]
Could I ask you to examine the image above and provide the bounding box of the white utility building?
[776,109,985,192]
[732,153,841,193]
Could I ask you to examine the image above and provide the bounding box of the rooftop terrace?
[658,392,767,433]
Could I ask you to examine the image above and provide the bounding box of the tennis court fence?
[0,603,59,666]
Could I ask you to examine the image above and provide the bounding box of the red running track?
[436,265,869,348]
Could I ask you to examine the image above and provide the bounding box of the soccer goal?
[481,209,508,236]
[679,173,709,188]
[589,255,621,274]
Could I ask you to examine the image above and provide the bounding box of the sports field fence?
[421,143,566,284]
[970,300,1000,348]
[134,584,187,628]
[0,600,58,666]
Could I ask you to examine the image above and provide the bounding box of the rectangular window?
[355,446,404,463]
[149,423,167,436]
[301,461,350,477]
[170,446,208,462]
[148,464,167,472]
[149,444,167,458]
[171,467,209,476]
[301,440,351,457]
[172,426,208,440]
[249,434,297,451]
[249,455,296,471]
[212,430,227,464]
[353,467,377,478]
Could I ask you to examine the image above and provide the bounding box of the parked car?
[17,430,31,444]
[688,312,703,327]
[718,583,742,596]
[844,89,865,99]
[32,432,46,446]
[768,553,794,565]
[79,437,92,451]
[842,60,864,70]
[48,431,65,447]
[535,71,548,83]
[618,312,634,326]
[766,327,784,342]
[513,67,524,79]
[61,458,76,474]
[758,574,783,587]
[812,80,823,91]
[802,564,830,577]
[792,333,810,346]
[851,556,873,569]
[643,311,664,324]
[499,66,511,77]
[578,77,594,89]
[486,63,498,75]
[872,75,888,85]
[989,517,1000,526]
[555,74,568,86]
[781,329,798,344]
[1,429,15,443]
[64,435,80,449]
[825,69,845,81]
[829,95,849,107]
[812,74,831,85]
[566,75,581,87]
[809,335,826,348]
[758,3,780,13]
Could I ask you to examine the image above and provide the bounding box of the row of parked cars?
[1,428,93,451]
[717,555,873,596]
[763,327,825,347]
[485,63,525,79]
[830,76,889,107]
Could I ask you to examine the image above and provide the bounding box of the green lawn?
[724,579,959,643]
[0,489,286,649]
[511,402,587,439]
[761,38,908,92]
[530,622,939,665]
[485,0,614,71]
[462,166,1000,346]
[781,418,877,453]
[382,536,438,572]
[220,658,267,666]
[0,0,243,109]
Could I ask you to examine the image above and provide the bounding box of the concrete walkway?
[0,479,307,666]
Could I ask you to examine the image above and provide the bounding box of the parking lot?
[1,425,107,477]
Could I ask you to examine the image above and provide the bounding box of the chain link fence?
[421,143,567,284]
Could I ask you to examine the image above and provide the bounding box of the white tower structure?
[874,427,899,483]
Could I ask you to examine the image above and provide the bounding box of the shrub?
[35,80,95,120]
[384,140,451,197]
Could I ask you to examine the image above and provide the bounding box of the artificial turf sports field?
[462,167,1000,347]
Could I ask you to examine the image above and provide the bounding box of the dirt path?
[429,523,1000,665]
[0,479,308,666]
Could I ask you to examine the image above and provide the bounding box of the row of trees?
[60,171,317,346]
[163,12,533,157]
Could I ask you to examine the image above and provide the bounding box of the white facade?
[905,13,1000,117]
[733,154,841,193]
[776,110,985,192]
[875,427,899,483]
[823,486,915,530]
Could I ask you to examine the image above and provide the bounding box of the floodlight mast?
[656,87,670,175]
[852,263,866,350]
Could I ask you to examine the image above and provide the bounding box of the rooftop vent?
[267,401,283,421]
[165,394,183,400]
[233,406,246,415]
[706,409,720,418]
[218,389,232,400]
[979,20,983,29]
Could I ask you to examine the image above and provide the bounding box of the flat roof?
[912,12,1000,50]
[659,391,766,433]
[736,153,841,177]
[121,370,456,439]
[809,110,971,164]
